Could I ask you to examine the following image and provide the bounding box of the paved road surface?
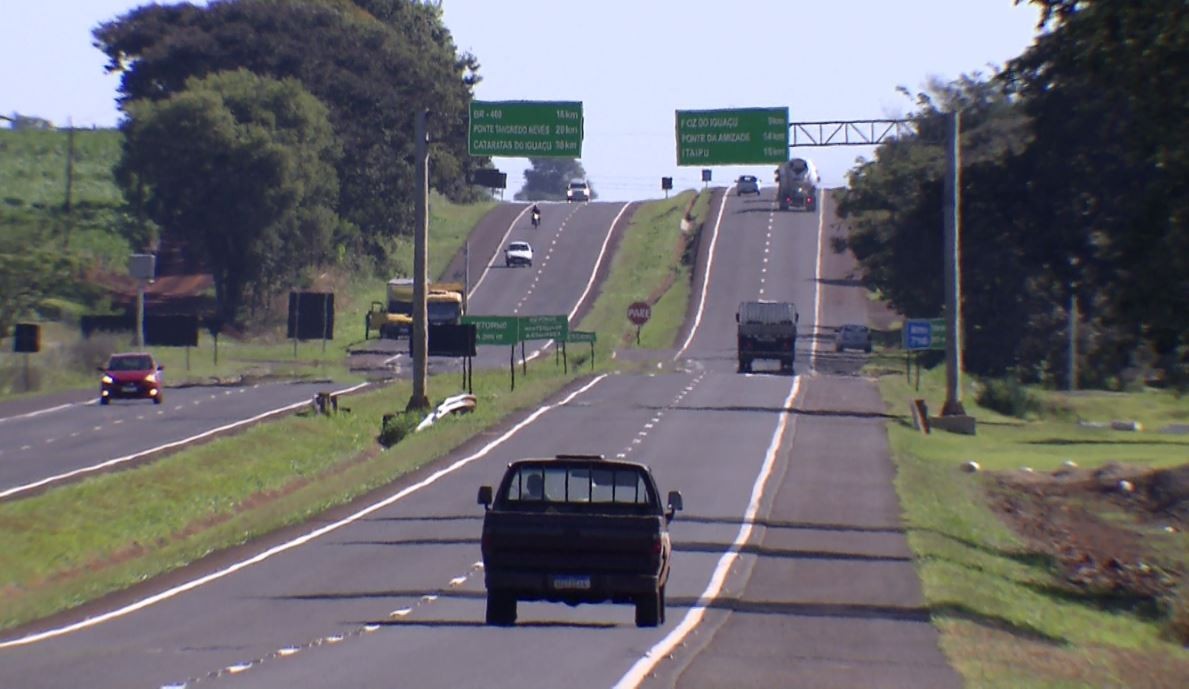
[0,189,960,689]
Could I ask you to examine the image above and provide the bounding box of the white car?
[566,179,590,202]
[505,241,534,267]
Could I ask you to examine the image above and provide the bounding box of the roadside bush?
[1166,582,1189,645]
[378,410,420,448]
[976,376,1041,418]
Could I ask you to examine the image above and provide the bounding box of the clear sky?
[2,0,1043,200]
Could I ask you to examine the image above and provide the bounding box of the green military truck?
[736,300,799,374]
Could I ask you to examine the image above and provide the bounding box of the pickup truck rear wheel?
[635,589,662,627]
[486,590,517,626]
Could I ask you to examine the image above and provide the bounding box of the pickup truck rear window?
[503,465,654,506]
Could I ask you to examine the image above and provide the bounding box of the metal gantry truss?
[788,119,919,147]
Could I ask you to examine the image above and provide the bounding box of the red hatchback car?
[99,352,164,405]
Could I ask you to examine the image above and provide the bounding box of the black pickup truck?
[477,454,683,627]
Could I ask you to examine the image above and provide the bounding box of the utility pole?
[941,110,966,416]
[1068,290,1078,392]
[408,109,431,411]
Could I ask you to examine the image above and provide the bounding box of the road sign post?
[676,107,789,166]
[627,302,651,345]
[469,101,583,158]
[569,330,596,370]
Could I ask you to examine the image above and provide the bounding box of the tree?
[0,249,75,338]
[1004,0,1189,376]
[118,69,342,323]
[93,0,483,265]
[514,158,594,201]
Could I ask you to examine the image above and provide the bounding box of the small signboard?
[520,315,568,342]
[904,318,947,351]
[462,315,520,346]
[13,323,39,353]
[568,330,596,344]
[627,302,651,326]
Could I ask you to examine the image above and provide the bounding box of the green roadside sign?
[675,107,789,166]
[520,315,568,341]
[462,315,519,346]
[929,318,947,351]
[568,330,596,344]
[469,101,583,158]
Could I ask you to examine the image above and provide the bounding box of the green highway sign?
[520,315,568,342]
[469,101,583,158]
[676,107,789,166]
[462,315,519,346]
[568,330,596,344]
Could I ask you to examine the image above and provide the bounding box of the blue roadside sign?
[904,319,933,351]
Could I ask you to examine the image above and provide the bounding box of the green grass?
[576,190,707,355]
[880,365,1189,687]
[0,190,498,399]
[0,191,697,631]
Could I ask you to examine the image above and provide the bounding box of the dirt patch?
[988,463,1188,612]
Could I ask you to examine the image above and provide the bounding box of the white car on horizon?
[566,179,590,202]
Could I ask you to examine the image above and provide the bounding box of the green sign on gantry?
[469,101,583,158]
[676,107,789,166]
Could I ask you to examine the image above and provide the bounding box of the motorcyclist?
[530,204,541,228]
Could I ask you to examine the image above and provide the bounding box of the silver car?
[736,175,761,196]
[834,324,872,353]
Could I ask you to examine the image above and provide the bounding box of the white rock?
[1061,459,1078,469]
[960,460,980,473]
[1021,467,1035,473]
[1118,479,1135,493]
[1164,525,1177,533]
[1110,420,1144,432]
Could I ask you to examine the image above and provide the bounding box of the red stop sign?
[627,301,651,326]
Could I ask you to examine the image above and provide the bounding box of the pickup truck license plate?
[552,575,591,590]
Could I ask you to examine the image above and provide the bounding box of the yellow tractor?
[365,278,465,339]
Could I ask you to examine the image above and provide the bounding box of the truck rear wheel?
[635,588,663,627]
[485,590,517,626]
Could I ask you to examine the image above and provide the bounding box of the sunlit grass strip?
[879,367,1189,687]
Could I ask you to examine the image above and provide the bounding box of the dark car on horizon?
[99,352,164,405]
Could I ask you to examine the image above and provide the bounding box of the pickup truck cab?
[478,454,683,627]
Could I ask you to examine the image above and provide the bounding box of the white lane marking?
[468,205,531,297]
[675,187,731,358]
[113,419,123,425]
[0,383,370,501]
[614,188,828,689]
[390,608,413,618]
[277,647,300,656]
[0,375,607,648]
[0,399,97,425]
[226,663,252,674]
[520,202,633,365]
[20,445,31,451]
[449,576,467,587]
[92,426,102,432]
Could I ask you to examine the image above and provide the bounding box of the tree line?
[837,0,1187,388]
[93,0,488,323]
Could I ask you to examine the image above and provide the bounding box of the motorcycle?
[531,209,541,228]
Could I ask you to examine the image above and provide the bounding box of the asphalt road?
[0,380,366,500]
[0,188,960,688]
[350,199,634,376]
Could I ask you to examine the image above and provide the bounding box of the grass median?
[879,365,1189,688]
[0,193,698,633]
